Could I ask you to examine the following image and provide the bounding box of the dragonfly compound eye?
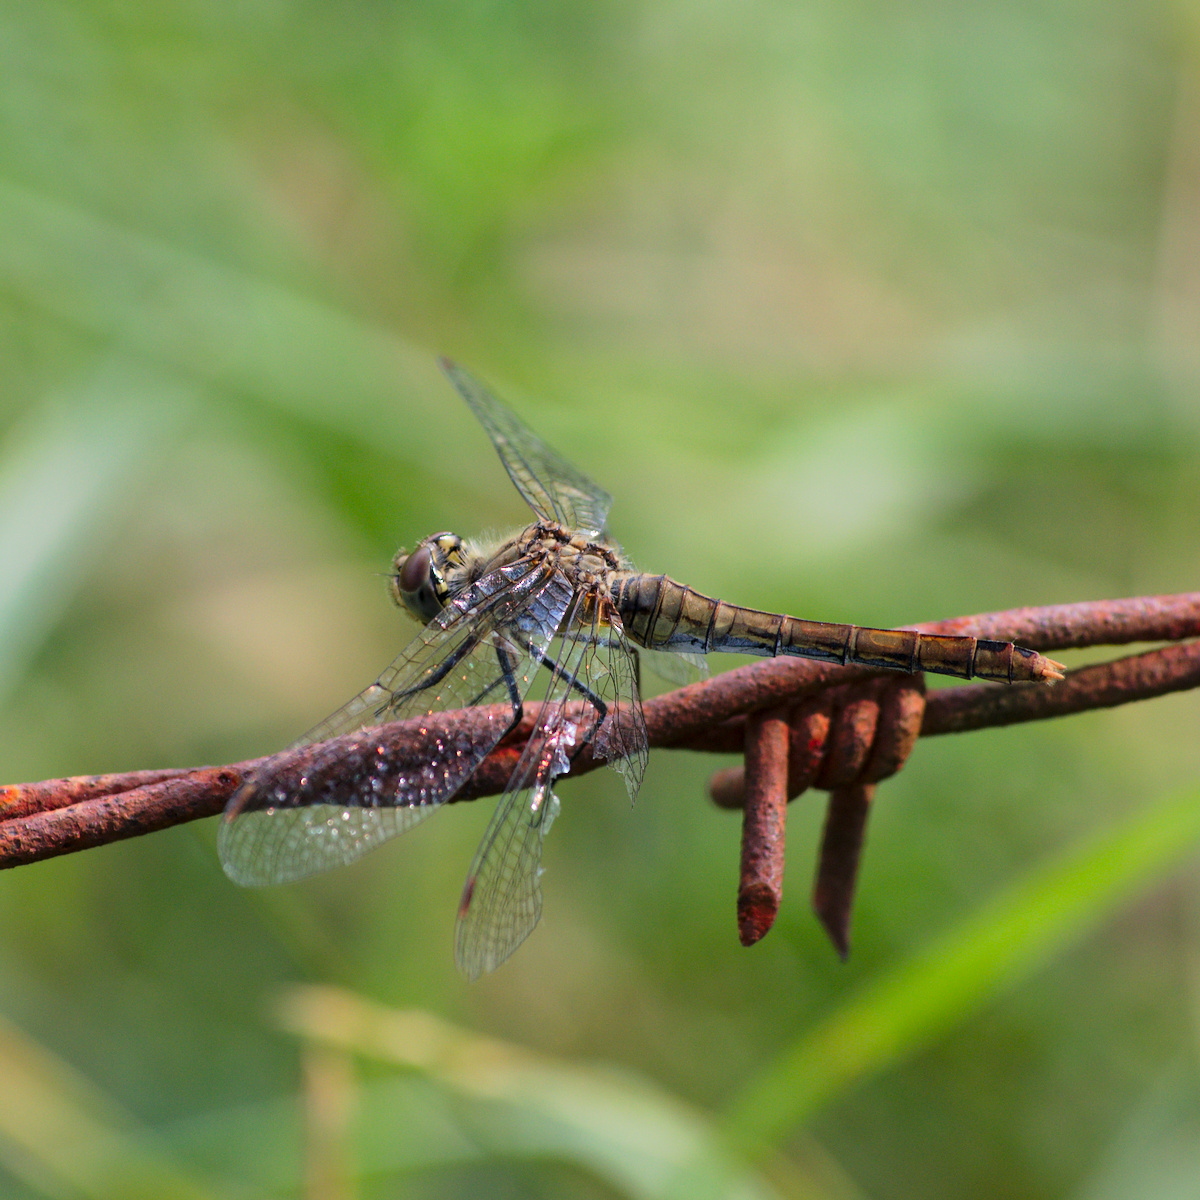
[392,543,444,622]
[397,544,431,595]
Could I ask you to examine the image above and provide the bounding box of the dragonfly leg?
[518,637,610,764]
[515,637,610,718]
[489,643,526,740]
[382,634,483,715]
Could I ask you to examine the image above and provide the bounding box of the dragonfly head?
[391,532,463,623]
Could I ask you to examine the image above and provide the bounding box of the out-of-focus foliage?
[1,1,1199,1197]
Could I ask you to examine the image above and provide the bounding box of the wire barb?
[813,784,875,959]
[736,709,790,946]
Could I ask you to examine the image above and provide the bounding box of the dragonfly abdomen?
[611,572,1064,683]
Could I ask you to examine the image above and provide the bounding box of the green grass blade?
[0,178,437,450]
[276,986,804,1200]
[0,359,194,702]
[0,1010,224,1200]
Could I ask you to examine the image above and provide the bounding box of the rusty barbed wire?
[699,594,1200,951]
[2,594,1198,954]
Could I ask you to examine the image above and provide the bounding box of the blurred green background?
[2,1,1200,1196]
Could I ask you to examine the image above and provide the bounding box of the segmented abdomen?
[610,572,1063,683]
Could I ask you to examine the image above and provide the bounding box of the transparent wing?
[218,558,575,886]
[454,592,647,979]
[440,358,614,536]
[589,609,649,801]
[636,646,710,688]
[296,552,565,748]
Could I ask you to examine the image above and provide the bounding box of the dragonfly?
[219,361,1066,979]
